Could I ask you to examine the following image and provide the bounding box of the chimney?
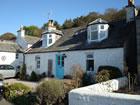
[17,25,25,37]
[128,0,134,6]
[126,0,136,22]
[47,20,56,31]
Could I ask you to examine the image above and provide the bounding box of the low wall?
[69,77,140,105]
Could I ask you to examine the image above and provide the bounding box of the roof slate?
[27,19,129,54]
[0,42,23,52]
[24,36,40,44]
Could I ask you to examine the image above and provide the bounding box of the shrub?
[30,71,39,81]
[95,66,123,83]
[40,72,46,78]
[82,72,95,86]
[71,64,84,88]
[4,83,31,101]
[19,64,26,80]
[12,92,40,105]
[98,66,122,78]
[36,79,65,105]
[95,70,110,83]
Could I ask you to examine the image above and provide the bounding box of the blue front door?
[56,54,64,79]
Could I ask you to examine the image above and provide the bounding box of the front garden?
[3,64,137,105]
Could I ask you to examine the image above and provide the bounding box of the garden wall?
[69,77,140,105]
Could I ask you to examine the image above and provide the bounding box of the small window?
[49,38,52,44]
[16,53,19,59]
[37,61,40,69]
[101,25,104,29]
[35,56,40,69]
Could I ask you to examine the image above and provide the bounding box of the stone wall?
[69,77,140,105]
[136,16,140,81]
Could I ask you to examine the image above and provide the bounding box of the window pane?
[37,61,40,69]
[100,31,105,39]
[91,31,98,40]
[101,25,104,29]
[35,56,40,60]
[91,25,97,30]
[49,39,52,44]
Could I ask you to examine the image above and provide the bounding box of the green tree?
[62,19,74,29]
[0,32,16,40]
[24,25,42,37]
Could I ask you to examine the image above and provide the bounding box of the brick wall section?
[136,16,140,81]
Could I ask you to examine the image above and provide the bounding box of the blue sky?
[0,0,140,35]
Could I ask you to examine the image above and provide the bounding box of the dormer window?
[87,18,109,43]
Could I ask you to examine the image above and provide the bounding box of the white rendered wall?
[0,52,16,65]
[0,52,23,68]
[69,77,140,105]
[25,48,124,76]
[25,52,56,75]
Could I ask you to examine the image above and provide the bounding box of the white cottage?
[25,19,126,79]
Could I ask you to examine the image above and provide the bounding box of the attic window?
[87,24,109,42]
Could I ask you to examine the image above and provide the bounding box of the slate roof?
[27,19,129,54]
[88,18,108,25]
[24,36,40,44]
[0,42,23,52]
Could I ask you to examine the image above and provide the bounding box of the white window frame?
[90,25,99,41]
[35,56,40,69]
[86,54,94,71]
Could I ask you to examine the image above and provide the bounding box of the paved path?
[0,98,13,105]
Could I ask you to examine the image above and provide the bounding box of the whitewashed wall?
[16,53,24,67]
[69,77,140,105]
[0,52,23,68]
[25,48,124,76]
[25,52,56,75]
[0,52,16,65]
